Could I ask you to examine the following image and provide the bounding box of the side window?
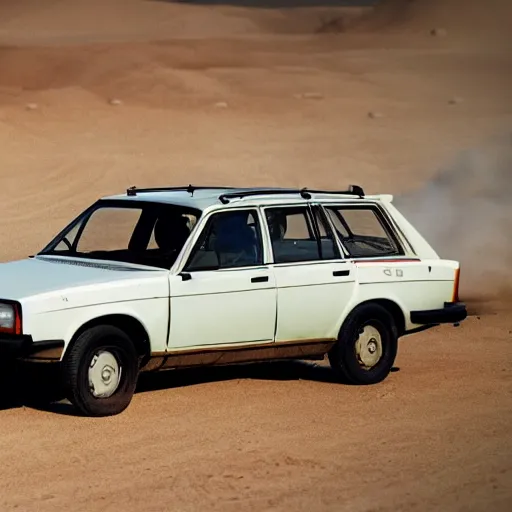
[325,206,402,258]
[265,206,339,264]
[185,209,263,271]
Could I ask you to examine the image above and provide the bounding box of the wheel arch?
[340,298,406,337]
[63,314,151,367]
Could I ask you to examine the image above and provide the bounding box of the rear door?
[263,203,356,343]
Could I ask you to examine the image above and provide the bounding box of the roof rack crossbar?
[218,185,364,204]
[219,188,309,204]
[127,185,237,197]
[303,185,365,198]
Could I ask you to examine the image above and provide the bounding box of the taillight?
[452,267,461,303]
[14,303,22,335]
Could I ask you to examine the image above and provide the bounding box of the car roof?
[104,187,238,211]
[102,185,393,212]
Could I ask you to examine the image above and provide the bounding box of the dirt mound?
[0,2,366,105]
[0,39,281,107]
[0,0,261,43]
[353,0,511,40]
[0,0,369,45]
[0,42,229,93]
[0,0,365,105]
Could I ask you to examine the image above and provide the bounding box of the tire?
[62,325,139,417]
[328,303,398,385]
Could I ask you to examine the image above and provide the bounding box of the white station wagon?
[0,185,467,416]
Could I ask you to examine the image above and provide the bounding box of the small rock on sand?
[109,98,123,106]
[430,28,447,37]
[25,103,38,111]
[214,101,229,109]
[449,96,464,105]
[368,111,384,119]
[294,92,324,100]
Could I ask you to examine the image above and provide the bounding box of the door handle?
[333,270,350,277]
[251,276,269,283]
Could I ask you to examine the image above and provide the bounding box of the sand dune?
[1,0,509,43]
[0,0,511,510]
[0,0,370,45]
[354,0,511,41]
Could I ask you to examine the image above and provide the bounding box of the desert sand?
[0,0,511,510]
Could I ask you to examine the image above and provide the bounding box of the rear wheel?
[62,325,139,417]
[328,303,398,385]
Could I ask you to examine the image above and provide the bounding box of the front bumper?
[0,335,64,361]
[410,301,468,326]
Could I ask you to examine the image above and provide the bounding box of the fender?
[29,298,170,359]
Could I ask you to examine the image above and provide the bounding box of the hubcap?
[88,350,122,398]
[355,325,383,369]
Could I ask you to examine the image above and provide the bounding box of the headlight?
[0,302,22,335]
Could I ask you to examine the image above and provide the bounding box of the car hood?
[0,256,167,302]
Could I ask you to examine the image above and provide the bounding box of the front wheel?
[62,325,140,417]
[328,303,398,385]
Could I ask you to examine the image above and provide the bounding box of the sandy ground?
[0,0,511,510]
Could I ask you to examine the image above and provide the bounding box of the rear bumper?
[410,302,468,325]
[0,335,64,362]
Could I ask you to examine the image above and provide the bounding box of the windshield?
[39,200,201,269]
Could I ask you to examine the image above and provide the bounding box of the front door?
[168,208,277,349]
[263,204,356,343]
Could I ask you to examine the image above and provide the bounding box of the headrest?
[214,213,255,253]
[154,214,190,252]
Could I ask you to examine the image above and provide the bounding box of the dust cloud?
[394,135,512,304]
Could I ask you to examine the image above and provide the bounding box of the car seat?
[213,212,259,267]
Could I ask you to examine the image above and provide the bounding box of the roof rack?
[218,185,365,204]
[126,185,236,197]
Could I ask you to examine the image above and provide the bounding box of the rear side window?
[325,206,403,258]
[265,206,339,264]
